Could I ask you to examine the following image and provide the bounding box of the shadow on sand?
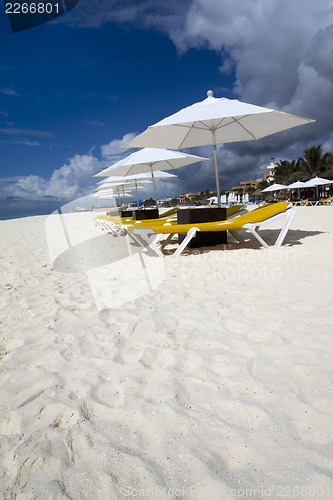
[162,228,325,255]
[52,232,142,273]
[53,228,325,268]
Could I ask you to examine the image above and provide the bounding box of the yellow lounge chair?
[122,202,295,256]
[292,199,310,206]
[95,205,245,239]
[128,205,245,228]
[314,196,333,206]
[93,209,178,236]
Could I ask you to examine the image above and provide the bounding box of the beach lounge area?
[0,205,332,499]
[2,0,333,494]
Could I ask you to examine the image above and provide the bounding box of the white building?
[267,157,276,183]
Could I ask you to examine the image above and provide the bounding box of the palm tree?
[298,145,333,177]
[274,159,300,184]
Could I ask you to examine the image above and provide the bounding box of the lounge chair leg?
[132,228,165,256]
[173,227,200,256]
[127,230,146,247]
[160,233,176,250]
[94,219,106,229]
[104,221,121,237]
[274,207,295,247]
[243,207,295,248]
[229,230,247,244]
[245,226,270,248]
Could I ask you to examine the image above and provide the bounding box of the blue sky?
[1,0,333,216]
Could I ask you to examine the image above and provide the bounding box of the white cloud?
[322,133,333,155]
[0,134,140,207]
[0,87,21,96]
[72,1,333,132]
[62,0,332,192]
[63,0,190,33]
[100,132,137,161]
[0,127,54,136]
[88,120,105,127]
[0,139,41,146]
[0,154,100,203]
[3,1,333,209]
[166,0,333,189]
[174,1,333,111]
[46,154,102,199]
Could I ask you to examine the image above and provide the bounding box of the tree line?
[273,145,333,185]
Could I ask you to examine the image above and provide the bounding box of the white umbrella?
[302,176,333,200]
[96,181,151,191]
[93,193,131,199]
[228,192,236,203]
[287,181,306,189]
[93,189,133,206]
[96,170,177,184]
[302,176,333,187]
[96,172,177,207]
[125,90,315,207]
[261,183,288,192]
[287,180,306,200]
[96,180,151,207]
[94,147,208,206]
[92,191,133,198]
[207,196,218,204]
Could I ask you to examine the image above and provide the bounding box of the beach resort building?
[232,157,276,192]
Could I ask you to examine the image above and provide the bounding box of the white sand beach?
[0,206,332,499]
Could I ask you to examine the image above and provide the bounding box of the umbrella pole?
[212,130,221,208]
[150,165,158,207]
[135,179,139,208]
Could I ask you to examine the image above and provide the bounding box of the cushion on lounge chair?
[123,202,295,256]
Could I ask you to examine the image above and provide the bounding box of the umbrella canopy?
[96,184,147,207]
[93,190,133,206]
[261,183,288,192]
[302,176,333,187]
[302,176,333,201]
[96,170,177,183]
[286,180,306,189]
[96,172,176,208]
[93,190,133,198]
[125,90,315,207]
[94,147,208,206]
[286,180,306,200]
[95,181,151,191]
[95,180,152,207]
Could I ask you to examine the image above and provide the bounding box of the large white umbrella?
[287,180,306,200]
[125,90,315,207]
[92,190,133,198]
[96,170,177,184]
[93,189,133,206]
[96,172,176,207]
[94,147,208,206]
[95,181,151,190]
[261,183,287,192]
[302,176,333,187]
[287,180,306,189]
[93,192,131,199]
[302,176,333,200]
[95,180,151,207]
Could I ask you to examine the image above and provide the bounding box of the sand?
[0,206,332,499]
